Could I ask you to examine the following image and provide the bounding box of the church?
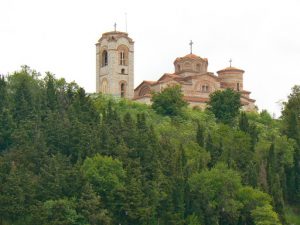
[96,29,256,111]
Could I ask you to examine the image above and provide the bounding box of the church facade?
[96,30,256,111]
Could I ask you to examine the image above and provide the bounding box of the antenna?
[125,13,127,32]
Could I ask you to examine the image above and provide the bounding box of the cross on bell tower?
[114,22,117,32]
[189,40,193,54]
[229,58,232,67]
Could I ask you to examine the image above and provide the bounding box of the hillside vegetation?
[0,67,299,225]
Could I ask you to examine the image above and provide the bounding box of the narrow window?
[205,85,209,92]
[120,51,125,65]
[102,50,108,67]
[237,83,240,91]
[196,64,201,72]
[121,83,126,98]
[121,68,125,74]
[177,65,181,72]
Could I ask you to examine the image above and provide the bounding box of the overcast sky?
[1,0,299,116]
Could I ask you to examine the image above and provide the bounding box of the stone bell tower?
[96,26,134,98]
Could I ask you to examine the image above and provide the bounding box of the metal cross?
[229,58,232,67]
[189,40,193,54]
[114,22,117,32]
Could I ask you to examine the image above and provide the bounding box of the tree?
[44,73,58,111]
[207,88,241,124]
[0,166,37,224]
[77,183,112,225]
[196,122,205,147]
[0,76,14,152]
[189,164,243,225]
[238,186,273,225]
[281,85,300,202]
[251,205,281,225]
[151,85,188,116]
[239,112,250,133]
[41,198,85,225]
[81,154,126,215]
[0,76,7,110]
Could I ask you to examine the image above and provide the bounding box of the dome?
[217,66,244,73]
[174,53,208,62]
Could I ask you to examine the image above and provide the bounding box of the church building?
[96,29,256,111]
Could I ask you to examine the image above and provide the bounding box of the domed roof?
[217,66,244,73]
[98,31,134,43]
[174,53,208,62]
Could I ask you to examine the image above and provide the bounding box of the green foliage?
[284,205,300,225]
[0,76,11,151]
[42,198,85,225]
[77,183,112,225]
[207,88,241,124]
[281,85,300,203]
[189,163,243,225]
[81,154,125,197]
[251,205,281,225]
[187,213,202,225]
[151,85,188,116]
[0,67,298,225]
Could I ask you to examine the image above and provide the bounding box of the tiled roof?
[182,72,220,81]
[183,96,209,103]
[158,73,177,81]
[175,53,208,62]
[134,80,157,91]
[144,80,157,84]
[241,95,256,103]
[217,66,244,73]
[132,94,151,100]
[240,90,251,94]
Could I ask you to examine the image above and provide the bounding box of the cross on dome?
[189,40,193,54]
[114,22,117,32]
[229,58,232,67]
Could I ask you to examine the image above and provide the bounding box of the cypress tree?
[239,112,249,133]
[196,122,205,148]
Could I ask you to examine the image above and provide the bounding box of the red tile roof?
[183,96,209,103]
[132,94,151,100]
[217,66,244,73]
[174,53,208,62]
[134,80,158,91]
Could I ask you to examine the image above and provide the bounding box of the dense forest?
[0,66,299,225]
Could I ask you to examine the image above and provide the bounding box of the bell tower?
[96,28,134,98]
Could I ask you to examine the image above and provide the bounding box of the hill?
[0,67,299,225]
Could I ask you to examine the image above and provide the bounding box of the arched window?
[184,62,191,70]
[139,85,151,96]
[121,68,125,74]
[201,84,209,93]
[196,64,201,72]
[177,65,181,72]
[102,50,108,67]
[101,79,108,93]
[120,51,125,65]
[118,45,128,66]
[120,82,126,98]
[237,83,240,91]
